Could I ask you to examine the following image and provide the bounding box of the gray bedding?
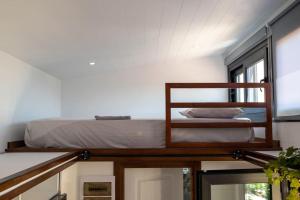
[24,118,254,148]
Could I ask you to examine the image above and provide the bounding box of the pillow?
[179,108,243,118]
[234,108,266,122]
[95,116,131,120]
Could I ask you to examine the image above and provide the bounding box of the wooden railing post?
[165,83,172,147]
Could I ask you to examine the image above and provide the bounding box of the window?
[227,1,300,121]
[270,2,300,121]
[228,42,268,103]
[197,169,278,200]
[247,59,265,102]
[233,67,245,102]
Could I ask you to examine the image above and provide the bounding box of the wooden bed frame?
[6,82,277,154]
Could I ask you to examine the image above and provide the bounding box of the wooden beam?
[85,156,234,162]
[171,122,267,128]
[166,82,269,88]
[243,151,277,161]
[243,156,267,168]
[170,102,266,108]
[7,141,25,149]
[5,146,282,154]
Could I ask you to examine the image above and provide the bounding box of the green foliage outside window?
[264,147,300,200]
[245,183,271,200]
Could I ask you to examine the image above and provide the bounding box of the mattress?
[24,118,254,148]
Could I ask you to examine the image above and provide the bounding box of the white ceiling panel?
[0,0,287,79]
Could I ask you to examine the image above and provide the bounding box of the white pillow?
[179,108,243,118]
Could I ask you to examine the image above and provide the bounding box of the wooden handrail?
[170,102,266,108]
[171,122,267,128]
[166,82,269,88]
[0,152,79,194]
[242,151,278,168]
[0,159,76,200]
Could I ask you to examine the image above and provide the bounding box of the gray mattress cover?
[24,118,254,148]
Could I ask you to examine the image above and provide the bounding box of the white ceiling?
[0,0,287,79]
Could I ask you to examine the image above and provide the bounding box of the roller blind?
[270,1,300,119]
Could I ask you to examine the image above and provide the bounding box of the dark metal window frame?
[228,40,269,102]
[197,169,274,200]
[227,2,300,122]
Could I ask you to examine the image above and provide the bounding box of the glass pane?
[235,73,244,102]
[211,183,271,200]
[245,183,271,200]
[183,168,192,200]
[247,59,265,102]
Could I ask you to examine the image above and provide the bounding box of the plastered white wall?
[62,55,227,119]
[211,184,244,200]
[125,168,183,200]
[276,123,300,149]
[61,162,114,200]
[21,174,59,200]
[0,50,61,152]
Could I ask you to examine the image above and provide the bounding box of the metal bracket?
[232,150,243,160]
[79,150,90,161]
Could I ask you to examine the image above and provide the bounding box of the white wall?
[0,50,61,152]
[62,55,227,118]
[125,168,183,200]
[211,184,244,200]
[12,175,59,200]
[21,175,59,200]
[276,123,300,149]
[61,162,114,200]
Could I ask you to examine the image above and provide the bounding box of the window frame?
[269,1,300,122]
[196,169,276,200]
[228,40,269,103]
[227,2,300,122]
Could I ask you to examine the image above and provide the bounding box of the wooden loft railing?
[165,83,273,148]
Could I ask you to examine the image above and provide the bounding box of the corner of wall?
[0,50,62,152]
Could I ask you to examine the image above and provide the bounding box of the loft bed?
[6,83,281,156]
[1,82,281,200]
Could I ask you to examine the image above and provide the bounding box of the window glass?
[247,59,265,102]
[228,42,267,103]
[245,183,271,200]
[211,183,271,200]
[235,73,245,102]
